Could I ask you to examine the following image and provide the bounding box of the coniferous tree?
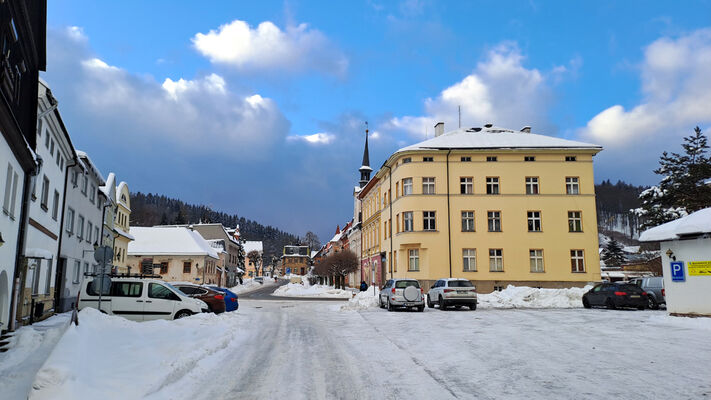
[602,239,626,268]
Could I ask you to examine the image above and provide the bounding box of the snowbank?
[478,285,591,309]
[340,290,379,311]
[230,277,276,295]
[272,283,352,298]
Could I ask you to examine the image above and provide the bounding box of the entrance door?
[54,258,66,310]
[144,283,178,321]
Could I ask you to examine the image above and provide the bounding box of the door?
[54,258,66,310]
[109,281,145,322]
[588,284,603,305]
[144,283,179,321]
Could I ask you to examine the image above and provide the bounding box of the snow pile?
[230,277,275,294]
[30,308,251,399]
[272,282,352,298]
[648,314,711,331]
[340,290,379,311]
[478,285,591,309]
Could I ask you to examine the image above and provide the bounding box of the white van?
[78,277,208,321]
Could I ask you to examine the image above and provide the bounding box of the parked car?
[582,282,648,310]
[173,284,227,314]
[208,286,239,312]
[379,279,425,312]
[254,276,264,284]
[630,277,665,310]
[78,277,208,321]
[427,278,477,310]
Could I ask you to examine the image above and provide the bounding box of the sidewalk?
[0,313,71,400]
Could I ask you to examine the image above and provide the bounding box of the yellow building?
[362,123,603,293]
[113,181,133,274]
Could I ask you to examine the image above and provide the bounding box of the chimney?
[521,126,531,133]
[434,122,444,137]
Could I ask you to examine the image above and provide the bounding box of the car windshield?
[395,280,420,288]
[448,280,473,287]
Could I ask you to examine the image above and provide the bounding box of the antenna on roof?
[458,105,461,128]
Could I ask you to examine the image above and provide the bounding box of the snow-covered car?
[427,278,477,310]
[379,279,425,312]
[78,277,208,321]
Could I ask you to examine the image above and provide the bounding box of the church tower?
[359,123,372,188]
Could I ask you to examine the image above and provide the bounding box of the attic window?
[565,156,577,162]
[524,156,535,162]
[486,156,497,162]
[461,156,471,162]
[423,157,434,162]
[402,157,411,164]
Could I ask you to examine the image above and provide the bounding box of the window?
[148,283,177,300]
[94,226,99,243]
[571,250,585,272]
[183,261,192,273]
[460,177,473,194]
[44,260,52,294]
[402,178,413,195]
[66,208,75,234]
[525,177,539,195]
[489,249,503,272]
[55,151,60,166]
[486,156,497,162]
[402,157,411,164]
[87,222,93,243]
[50,138,55,156]
[530,250,544,272]
[461,211,475,232]
[568,211,583,232]
[493,285,504,292]
[160,262,168,274]
[423,157,433,162]
[3,163,19,218]
[524,156,535,162]
[422,177,435,194]
[90,184,96,204]
[565,156,577,162]
[527,211,542,232]
[77,215,85,239]
[461,156,471,162]
[408,249,419,271]
[463,249,476,271]
[486,177,499,194]
[81,176,88,196]
[31,260,41,295]
[423,211,436,231]
[40,175,49,210]
[73,260,81,283]
[566,177,579,195]
[487,211,501,232]
[45,128,50,148]
[52,190,60,220]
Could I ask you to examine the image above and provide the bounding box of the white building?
[640,208,711,316]
[56,151,106,312]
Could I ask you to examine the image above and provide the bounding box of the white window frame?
[525,177,539,195]
[486,177,499,194]
[81,175,88,196]
[568,211,583,232]
[73,260,81,283]
[408,249,419,271]
[31,259,41,295]
[489,249,503,272]
[40,175,49,210]
[66,207,75,234]
[527,211,542,232]
[463,249,476,272]
[530,249,544,272]
[461,211,475,232]
[566,177,579,195]
[403,178,413,195]
[77,215,84,240]
[460,177,473,194]
[403,211,413,232]
[487,211,501,232]
[87,221,93,243]
[423,211,436,231]
[422,177,435,195]
[571,250,585,272]
[52,190,60,220]
[89,183,96,204]
[44,259,52,294]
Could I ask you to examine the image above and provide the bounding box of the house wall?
[127,255,220,284]
[661,237,711,316]
[113,182,132,273]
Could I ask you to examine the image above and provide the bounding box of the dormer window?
[423,157,433,162]
[486,156,497,162]
[524,156,535,162]
[402,157,411,164]
[565,156,577,162]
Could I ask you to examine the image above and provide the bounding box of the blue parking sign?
[670,261,685,282]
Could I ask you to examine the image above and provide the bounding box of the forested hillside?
[595,180,646,240]
[130,192,299,260]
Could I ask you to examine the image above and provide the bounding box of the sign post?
[670,261,685,282]
[93,246,113,311]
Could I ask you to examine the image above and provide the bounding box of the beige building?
[361,123,602,293]
[112,181,133,273]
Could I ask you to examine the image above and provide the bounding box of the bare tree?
[313,251,358,289]
[247,250,263,276]
[302,231,321,251]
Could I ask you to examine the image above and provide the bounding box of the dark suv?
[582,283,647,310]
[173,284,226,314]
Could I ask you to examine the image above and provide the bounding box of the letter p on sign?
[670,261,685,282]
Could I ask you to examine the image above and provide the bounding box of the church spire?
[359,122,372,188]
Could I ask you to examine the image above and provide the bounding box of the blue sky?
[45,1,711,240]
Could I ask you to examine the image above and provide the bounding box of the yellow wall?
[368,149,601,292]
[113,183,132,273]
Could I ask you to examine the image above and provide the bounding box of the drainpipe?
[446,150,452,278]
[9,170,36,331]
[383,164,394,279]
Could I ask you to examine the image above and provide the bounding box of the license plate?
[457,290,468,294]
[630,295,640,298]
[405,302,415,306]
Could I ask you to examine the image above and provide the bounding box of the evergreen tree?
[159,212,169,225]
[174,207,187,224]
[602,239,626,268]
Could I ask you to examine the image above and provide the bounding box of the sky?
[44,0,711,241]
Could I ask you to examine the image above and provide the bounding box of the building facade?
[281,245,310,275]
[113,181,133,273]
[363,123,602,293]
[243,241,264,277]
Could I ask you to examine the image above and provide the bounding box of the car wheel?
[454,305,462,310]
[379,296,384,309]
[387,299,394,312]
[438,296,447,310]
[647,296,658,310]
[427,295,434,308]
[605,298,616,310]
[418,305,425,312]
[469,302,477,311]
[583,297,591,309]
[174,310,192,319]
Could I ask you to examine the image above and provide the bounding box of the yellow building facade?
[113,181,133,274]
[362,125,602,293]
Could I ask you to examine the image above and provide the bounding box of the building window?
[31,260,41,295]
[40,175,49,210]
[85,262,91,275]
[566,177,579,195]
[90,184,96,204]
[422,177,435,194]
[487,211,501,232]
[527,211,542,232]
[489,249,503,272]
[423,211,436,231]
[3,165,19,219]
[461,156,471,162]
[81,176,88,196]
[462,211,475,232]
[524,156,535,162]
[77,215,85,239]
[66,208,75,234]
[423,157,433,162]
[87,222,93,243]
[183,261,192,273]
[403,178,413,195]
[94,226,99,243]
[463,249,476,271]
[486,156,497,162]
[45,129,50,148]
[50,139,55,156]
[52,190,60,220]
[408,249,419,271]
[565,156,577,162]
[71,170,78,187]
[460,177,473,194]
[568,211,583,232]
[525,177,539,195]
[530,249,544,272]
[486,177,499,194]
[73,260,81,283]
[571,250,585,272]
[402,157,411,164]
[493,285,504,292]
[44,260,52,294]
[403,211,413,232]
[160,262,168,274]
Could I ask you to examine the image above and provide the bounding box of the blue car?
[208,286,239,311]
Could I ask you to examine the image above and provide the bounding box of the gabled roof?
[128,227,219,259]
[639,208,711,242]
[243,241,263,253]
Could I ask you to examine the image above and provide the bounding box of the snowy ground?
[272,282,353,298]
[229,277,276,295]
[28,299,711,400]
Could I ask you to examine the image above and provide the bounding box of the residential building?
[281,245,310,275]
[127,226,220,284]
[243,241,264,277]
[0,0,47,331]
[17,80,76,324]
[113,181,133,273]
[99,172,116,249]
[363,123,602,292]
[56,151,106,312]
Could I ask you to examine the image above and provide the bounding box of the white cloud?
[192,20,348,76]
[287,132,336,145]
[580,28,711,148]
[383,42,557,139]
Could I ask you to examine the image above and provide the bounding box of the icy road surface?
[31,300,711,400]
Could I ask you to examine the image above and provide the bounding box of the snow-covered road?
[30,300,711,400]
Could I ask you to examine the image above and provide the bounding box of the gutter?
[446,149,452,278]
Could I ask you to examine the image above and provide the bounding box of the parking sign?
[670,261,685,282]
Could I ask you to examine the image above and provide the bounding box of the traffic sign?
[93,246,113,263]
[670,261,685,282]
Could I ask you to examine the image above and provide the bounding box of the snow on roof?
[76,150,106,184]
[639,207,711,242]
[397,126,602,153]
[243,241,263,253]
[128,227,219,259]
[24,248,54,259]
[100,172,116,202]
[114,226,135,241]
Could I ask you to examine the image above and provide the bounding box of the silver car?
[427,278,477,310]
[379,279,425,312]
[630,277,665,309]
